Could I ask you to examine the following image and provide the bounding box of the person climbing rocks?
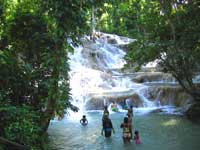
[80,115,88,126]
[120,117,132,143]
[101,113,115,137]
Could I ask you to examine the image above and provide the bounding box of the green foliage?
[125,0,200,103]
[95,0,141,36]
[96,0,200,118]
[0,105,41,148]
[0,0,91,149]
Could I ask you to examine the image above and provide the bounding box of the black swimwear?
[103,118,113,137]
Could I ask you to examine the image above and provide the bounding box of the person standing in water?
[80,115,88,126]
[127,105,133,138]
[103,105,109,115]
[134,130,141,144]
[127,105,133,117]
[102,105,109,121]
[102,113,115,137]
[120,117,132,143]
[127,113,133,139]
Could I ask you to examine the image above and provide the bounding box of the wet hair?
[124,117,128,124]
[104,105,108,110]
[83,115,86,118]
[135,130,139,135]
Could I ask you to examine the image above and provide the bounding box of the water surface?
[48,112,200,150]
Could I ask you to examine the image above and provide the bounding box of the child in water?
[80,115,88,126]
[134,130,141,144]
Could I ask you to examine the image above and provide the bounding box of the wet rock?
[186,103,200,120]
[85,85,192,111]
[132,72,175,83]
[144,85,191,107]
[151,108,163,113]
[107,38,118,44]
[85,92,143,110]
[85,98,104,110]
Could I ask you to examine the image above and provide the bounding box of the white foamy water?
[67,33,180,117]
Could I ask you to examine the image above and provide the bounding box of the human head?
[83,115,86,118]
[124,117,128,124]
[135,130,139,135]
[104,105,108,110]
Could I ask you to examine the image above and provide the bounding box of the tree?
[0,0,91,148]
[125,0,200,118]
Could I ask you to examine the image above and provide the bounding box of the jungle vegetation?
[0,0,199,149]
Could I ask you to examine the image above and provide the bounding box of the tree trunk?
[41,50,59,132]
[91,4,96,33]
[0,137,28,150]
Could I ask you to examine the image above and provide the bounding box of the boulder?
[85,92,143,110]
[132,72,175,83]
[145,85,191,107]
[186,103,200,120]
[85,98,104,110]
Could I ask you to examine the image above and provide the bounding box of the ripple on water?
[48,112,200,150]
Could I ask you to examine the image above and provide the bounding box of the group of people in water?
[80,105,141,144]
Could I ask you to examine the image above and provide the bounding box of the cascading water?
[48,33,200,150]
[68,33,158,116]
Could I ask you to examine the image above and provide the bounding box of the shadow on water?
[48,111,200,150]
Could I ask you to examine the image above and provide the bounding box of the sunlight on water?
[48,33,200,150]
[49,112,200,150]
[162,119,179,126]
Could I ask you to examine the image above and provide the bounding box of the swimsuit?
[122,124,131,139]
[135,135,141,144]
[103,118,113,137]
[135,139,141,144]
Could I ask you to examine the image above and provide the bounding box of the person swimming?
[80,115,88,126]
[134,130,141,144]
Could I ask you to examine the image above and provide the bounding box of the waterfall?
[68,33,156,114]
